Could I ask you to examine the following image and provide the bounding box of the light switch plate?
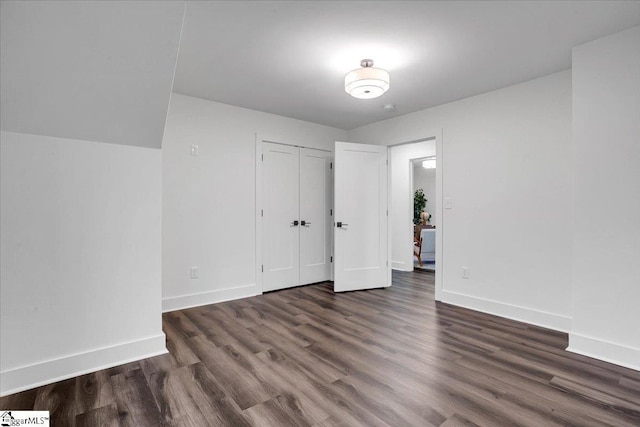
[190,144,199,156]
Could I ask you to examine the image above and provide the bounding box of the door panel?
[262,142,300,291]
[334,141,389,292]
[299,148,332,285]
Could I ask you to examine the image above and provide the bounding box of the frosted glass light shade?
[345,66,390,99]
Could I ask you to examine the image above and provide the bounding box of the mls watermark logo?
[1,411,50,426]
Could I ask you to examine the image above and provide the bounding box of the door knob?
[301,220,311,227]
[336,221,348,228]
[291,220,299,226]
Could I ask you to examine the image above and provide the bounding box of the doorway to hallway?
[388,136,443,301]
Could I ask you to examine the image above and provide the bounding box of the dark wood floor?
[2,270,640,426]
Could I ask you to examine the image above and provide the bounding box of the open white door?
[334,141,389,292]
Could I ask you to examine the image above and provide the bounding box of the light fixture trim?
[345,59,390,99]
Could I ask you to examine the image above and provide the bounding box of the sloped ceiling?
[173,1,640,130]
[2,1,639,140]
[0,1,184,149]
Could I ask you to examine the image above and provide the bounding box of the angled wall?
[0,1,184,395]
[0,0,184,148]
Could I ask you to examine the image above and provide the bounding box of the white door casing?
[334,141,390,292]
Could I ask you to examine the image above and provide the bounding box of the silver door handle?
[301,220,311,227]
[336,222,348,228]
[291,220,299,226]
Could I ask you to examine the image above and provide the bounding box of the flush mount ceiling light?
[345,59,390,99]
[422,157,436,169]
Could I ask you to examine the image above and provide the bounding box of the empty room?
[1,1,639,426]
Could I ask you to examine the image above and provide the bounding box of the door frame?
[387,130,444,301]
[255,134,333,294]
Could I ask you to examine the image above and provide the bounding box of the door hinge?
[386,159,388,165]
[330,256,333,263]
[261,154,264,161]
[330,208,333,216]
[386,210,388,216]
[330,162,333,169]
[261,265,264,272]
[261,209,264,217]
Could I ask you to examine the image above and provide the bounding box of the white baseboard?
[162,283,261,313]
[567,333,640,371]
[392,260,413,271]
[440,290,572,332]
[1,333,167,396]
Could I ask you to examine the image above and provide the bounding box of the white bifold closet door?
[262,143,300,291]
[262,142,332,292]
[299,147,333,285]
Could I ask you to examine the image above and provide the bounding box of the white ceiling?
[173,1,640,130]
[1,1,638,146]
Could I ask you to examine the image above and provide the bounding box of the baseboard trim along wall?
[0,333,167,396]
[441,290,573,333]
[162,283,261,313]
[391,260,413,272]
[568,333,640,371]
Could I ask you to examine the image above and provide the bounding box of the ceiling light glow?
[422,158,436,169]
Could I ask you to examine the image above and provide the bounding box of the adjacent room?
[1,1,639,426]
[413,155,437,272]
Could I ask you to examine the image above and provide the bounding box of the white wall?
[162,94,347,311]
[570,26,640,370]
[0,131,165,395]
[389,141,436,271]
[349,70,574,332]
[413,163,437,224]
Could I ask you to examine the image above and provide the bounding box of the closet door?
[299,148,332,285]
[262,142,300,292]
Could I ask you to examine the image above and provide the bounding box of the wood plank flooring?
[2,270,640,426]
